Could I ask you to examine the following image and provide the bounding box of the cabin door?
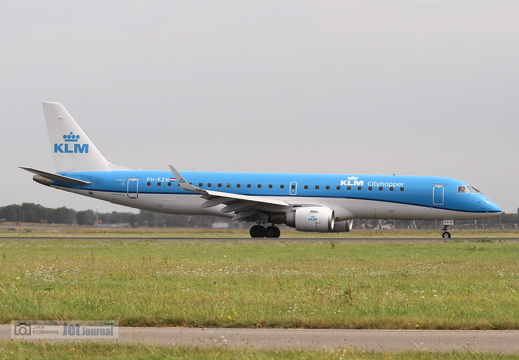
[433,185,444,205]
[127,178,139,199]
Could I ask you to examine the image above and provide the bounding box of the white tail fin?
[43,102,127,172]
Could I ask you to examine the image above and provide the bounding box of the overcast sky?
[2,0,518,214]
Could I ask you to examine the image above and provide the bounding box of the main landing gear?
[250,224,281,238]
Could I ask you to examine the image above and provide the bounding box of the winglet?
[168,165,206,194]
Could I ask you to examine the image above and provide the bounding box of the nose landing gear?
[441,220,455,239]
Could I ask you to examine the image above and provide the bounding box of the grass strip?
[0,241,518,329]
[0,342,518,360]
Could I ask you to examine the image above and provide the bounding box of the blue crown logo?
[63,132,80,142]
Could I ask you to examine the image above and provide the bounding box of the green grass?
[0,342,518,360]
[1,240,518,329]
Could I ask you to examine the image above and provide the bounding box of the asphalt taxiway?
[2,237,519,242]
[1,326,518,353]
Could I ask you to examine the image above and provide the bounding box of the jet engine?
[286,207,354,232]
[286,207,335,232]
[332,219,354,232]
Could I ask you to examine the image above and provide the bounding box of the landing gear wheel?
[250,225,266,238]
[441,221,454,240]
[265,226,281,238]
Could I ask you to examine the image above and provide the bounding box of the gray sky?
[2,0,518,213]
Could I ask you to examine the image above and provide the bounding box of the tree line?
[0,203,241,228]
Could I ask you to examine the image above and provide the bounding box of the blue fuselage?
[51,171,502,220]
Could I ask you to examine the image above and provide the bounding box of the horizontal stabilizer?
[20,167,92,185]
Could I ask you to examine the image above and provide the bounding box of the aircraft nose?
[479,198,502,214]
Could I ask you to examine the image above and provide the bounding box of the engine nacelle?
[332,219,354,232]
[286,207,335,232]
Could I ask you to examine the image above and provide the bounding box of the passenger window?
[167,182,171,187]
[336,186,340,190]
[304,185,309,190]
[325,186,330,190]
[207,183,212,188]
[217,183,222,188]
[198,183,203,187]
[226,183,231,188]
[347,186,351,191]
[280,185,285,189]
[378,187,383,191]
[268,184,273,189]
[291,184,296,190]
[236,184,241,188]
[157,182,161,187]
[399,187,404,191]
[257,184,262,188]
[315,185,319,190]
[368,186,372,191]
[357,186,362,190]
[389,186,394,191]
[247,184,251,188]
[146,182,151,186]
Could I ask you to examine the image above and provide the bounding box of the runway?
[1,326,518,353]
[2,237,519,242]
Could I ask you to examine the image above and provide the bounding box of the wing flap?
[221,201,257,214]
[201,197,230,208]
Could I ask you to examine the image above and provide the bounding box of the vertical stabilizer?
[43,102,111,172]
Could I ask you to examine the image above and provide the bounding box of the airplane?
[21,102,502,238]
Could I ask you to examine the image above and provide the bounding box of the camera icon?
[14,323,31,336]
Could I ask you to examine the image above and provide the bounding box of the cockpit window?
[458,186,469,193]
[458,185,481,194]
[468,186,481,194]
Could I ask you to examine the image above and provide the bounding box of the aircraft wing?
[169,165,290,221]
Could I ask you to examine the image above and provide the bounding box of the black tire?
[442,231,451,239]
[265,226,281,238]
[250,225,266,238]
